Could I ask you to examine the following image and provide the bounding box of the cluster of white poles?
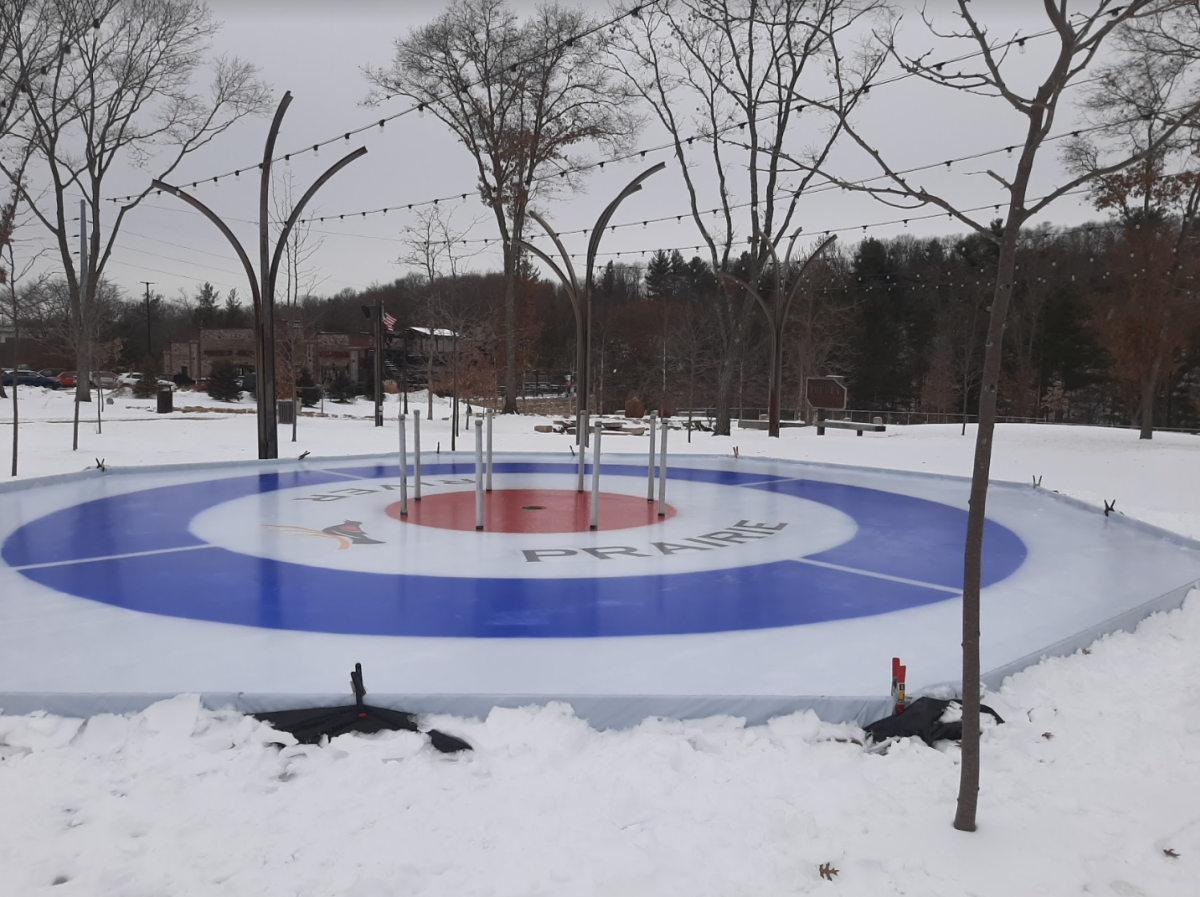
[395,409,670,531]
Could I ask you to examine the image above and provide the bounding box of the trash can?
[277,399,297,425]
[156,387,173,414]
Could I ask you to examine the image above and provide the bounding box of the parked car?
[118,372,175,390]
[39,368,65,379]
[91,371,119,390]
[55,371,77,388]
[2,371,62,389]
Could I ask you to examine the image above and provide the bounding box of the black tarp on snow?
[865,697,1004,746]
[254,664,471,754]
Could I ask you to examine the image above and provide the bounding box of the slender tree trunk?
[961,370,970,436]
[9,318,17,477]
[714,356,736,436]
[954,231,1019,833]
[1139,374,1157,440]
[768,326,783,438]
[503,249,518,415]
[1140,312,1173,440]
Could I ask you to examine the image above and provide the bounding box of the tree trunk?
[1140,311,1173,440]
[954,230,1019,833]
[502,250,518,415]
[9,321,17,477]
[713,354,736,436]
[768,326,783,438]
[1139,374,1156,440]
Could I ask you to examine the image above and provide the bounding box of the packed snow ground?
[1,386,1199,896]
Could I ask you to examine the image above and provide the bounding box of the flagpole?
[374,297,384,427]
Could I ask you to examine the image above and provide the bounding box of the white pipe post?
[576,409,588,492]
[474,419,484,531]
[657,419,668,518]
[413,410,422,501]
[486,408,494,492]
[397,413,408,516]
[646,411,657,502]
[590,421,602,530]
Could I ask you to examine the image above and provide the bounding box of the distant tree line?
[11,206,1195,435]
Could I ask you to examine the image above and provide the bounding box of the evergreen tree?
[193,282,221,329]
[328,371,358,403]
[207,361,241,402]
[131,357,163,399]
[644,250,673,299]
[221,289,247,328]
[645,250,691,300]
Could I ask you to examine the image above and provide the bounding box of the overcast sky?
[19,0,1121,307]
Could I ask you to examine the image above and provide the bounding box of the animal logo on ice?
[264,519,384,550]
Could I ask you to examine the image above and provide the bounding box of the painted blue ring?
[2,462,1026,638]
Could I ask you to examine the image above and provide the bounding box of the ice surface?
[2,390,1200,895]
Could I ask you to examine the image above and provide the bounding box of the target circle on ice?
[1,457,1028,638]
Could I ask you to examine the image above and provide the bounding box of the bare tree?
[808,0,1200,831]
[1,1,117,327]
[668,292,719,437]
[1,159,51,475]
[0,0,269,450]
[786,248,856,421]
[0,1,114,146]
[273,170,325,443]
[609,0,886,435]
[366,0,641,415]
[1068,8,1200,438]
[424,280,491,448]
[398,203,484,284]
[23,275,122,363]
[399,204,485,419]
[1086,170,1200,436]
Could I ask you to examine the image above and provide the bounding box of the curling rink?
[3,452,1200,726]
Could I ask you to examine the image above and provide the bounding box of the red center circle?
[386,488,676,533]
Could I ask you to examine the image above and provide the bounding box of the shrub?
[297,367,320,407]
[327,371,358,403]
[207,361,242,402]
[131,357,163,399]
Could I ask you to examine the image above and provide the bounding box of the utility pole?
[374,297,384,427]
[141,282,155,359]
[401,320,409,415]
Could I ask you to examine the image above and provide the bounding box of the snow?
[2,387,1200,895]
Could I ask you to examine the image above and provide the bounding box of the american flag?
[382,310,396,331]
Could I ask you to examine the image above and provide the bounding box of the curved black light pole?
[152,91,367,459]
[718,232,837,437]
[516,162,665,443]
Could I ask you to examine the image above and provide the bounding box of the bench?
[817,419,886,436]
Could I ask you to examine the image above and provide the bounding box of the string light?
[107,25,1156,207]
[286,107,1167,226]
[104,3,654,203]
